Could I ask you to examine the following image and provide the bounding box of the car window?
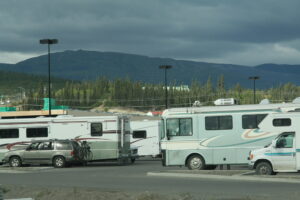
[28,142,40,150]
[38,142,53,150]
[56,141,72,150]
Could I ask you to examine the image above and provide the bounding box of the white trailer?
[130,120,161,157]
[160,100,300,170]
[249,112,300,174]
[0,115,132,163]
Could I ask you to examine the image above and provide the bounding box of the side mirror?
[166,130,171,140]
[26,146,31,151]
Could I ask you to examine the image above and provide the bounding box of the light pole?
[159,65,172,109]
[39,39,58,116]
[249,76,260,104]
[18,87,25,101]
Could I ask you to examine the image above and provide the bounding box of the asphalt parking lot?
[1,159,300,200]
[1,159,300,183]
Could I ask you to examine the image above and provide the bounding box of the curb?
[147,172,300,184]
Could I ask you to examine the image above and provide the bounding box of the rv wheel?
[256,162,274,175]
[187,155,205,170]
[9,156,22,167]
[53,156,66,168]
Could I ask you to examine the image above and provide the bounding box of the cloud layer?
[1,0,300,65]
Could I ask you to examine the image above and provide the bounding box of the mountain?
[0,50,299,88]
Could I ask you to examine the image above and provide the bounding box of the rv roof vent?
[259,99,270,105]
[214,98,236,106]
[292,97,300,104]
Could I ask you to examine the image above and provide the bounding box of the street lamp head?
[39,39,58,44]
[248,76,260,80]
[159,65,172,69]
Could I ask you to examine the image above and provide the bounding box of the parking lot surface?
[1,159,300,200]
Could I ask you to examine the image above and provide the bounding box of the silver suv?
[2,139,83,168]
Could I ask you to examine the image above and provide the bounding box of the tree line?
[22,75,300,111]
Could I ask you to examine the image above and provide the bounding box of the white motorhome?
[160,100,300,170]
[249,112,300,175]
[0,115,132,163]
[130,120,161,158]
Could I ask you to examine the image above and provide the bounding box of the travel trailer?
[130,120,161,158]
[0,115,132,164]
[160,99,300,170]
[249,112,300,175]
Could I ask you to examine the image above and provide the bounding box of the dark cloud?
[0,0,300,65]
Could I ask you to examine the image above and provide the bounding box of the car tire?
[187,155,205,170]
[9,156,22,167]
[256,162,275,175]
[53,156,66,168]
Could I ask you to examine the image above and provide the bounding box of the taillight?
[70,151,75,156]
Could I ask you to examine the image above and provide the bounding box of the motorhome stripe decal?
[243,129,271,139]
[75,138,110,141]
[0,122,49,125]
[7,142,30,150]
[199,136,275,148]
[130,136,156,144]
[0,120,117,126]
[264,152,294,156]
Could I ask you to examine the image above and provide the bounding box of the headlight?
[249,154,254,160]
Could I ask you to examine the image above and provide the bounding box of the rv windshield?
[160,119,165,139]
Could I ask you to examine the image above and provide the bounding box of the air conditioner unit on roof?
[214,98,236,106]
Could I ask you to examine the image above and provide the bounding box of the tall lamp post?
[39,39,58,116]
[248,76,260,104]
[159,65,172,109]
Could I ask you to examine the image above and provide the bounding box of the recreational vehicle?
[130,120,161,158]
[0,115,132,164]
[249,112,300,175]
[160,99,300,170]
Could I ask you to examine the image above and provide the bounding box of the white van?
[249,112,300,175]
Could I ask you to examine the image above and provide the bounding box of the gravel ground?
[0,185,263,200]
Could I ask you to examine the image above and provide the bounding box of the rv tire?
[256,161,275,175]
[187,155,205,170]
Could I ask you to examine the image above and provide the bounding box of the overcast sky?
[1,0,300,66]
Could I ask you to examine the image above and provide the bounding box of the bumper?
[248,161,255,170]
[1,158,8,164]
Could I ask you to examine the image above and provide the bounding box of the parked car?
[2,139,83,168]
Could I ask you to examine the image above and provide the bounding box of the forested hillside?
[0,70,67,95]
[23,76,300,111]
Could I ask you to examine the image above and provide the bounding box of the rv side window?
[26,128,48,138]
[0,129,19,139]
[242,114,267,129]
[273,118,291,127]
[91,123,103,136]
[133,130,147,139]
[166,118,192,136]
[205,116,232,130]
